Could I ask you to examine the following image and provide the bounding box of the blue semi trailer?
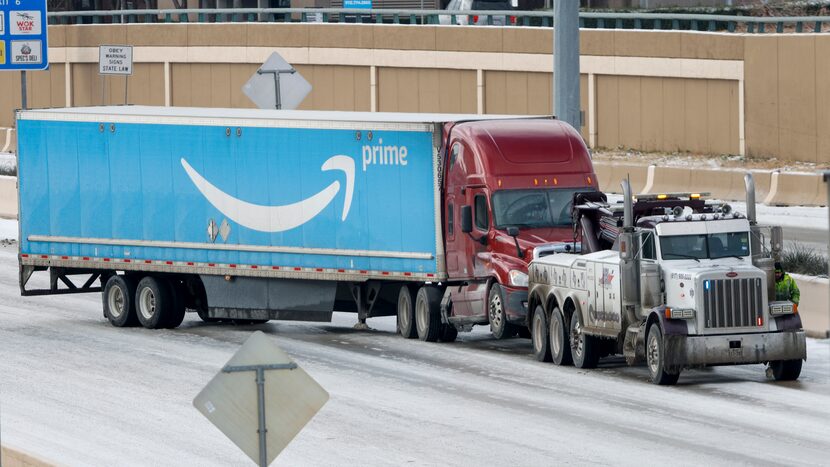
[17,106,595,340]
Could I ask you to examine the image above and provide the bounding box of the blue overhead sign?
[0,0,49,71]
[343,0,372,8]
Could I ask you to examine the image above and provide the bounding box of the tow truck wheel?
[531,305,552,362]
[646,323,680,385]
[103,275,139,327]
[135,276,173,329]
[415,286,442,342]
[570,311,599,369]
[397,285,418,339]
[488,284,515,340]
[550,307,573,366]
[769,359,802,381]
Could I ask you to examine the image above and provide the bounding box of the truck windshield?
[660,232,750,260]
[492,188,591,229]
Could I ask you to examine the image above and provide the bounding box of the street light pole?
[553,0,581,131]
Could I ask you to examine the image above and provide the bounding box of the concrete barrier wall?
[0,175,18,219]
[792,273,830,339]
[763,172,827,207]
[593,162,650,194]
[0,25,827,163]
[0,446,54,467]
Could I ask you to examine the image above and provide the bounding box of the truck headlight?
[508,270,528,287]
[665,307,695,319]
[769,301,795,315]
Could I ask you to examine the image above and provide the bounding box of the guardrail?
[46,8,828,32]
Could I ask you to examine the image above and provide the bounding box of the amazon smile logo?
[180,156,355,233]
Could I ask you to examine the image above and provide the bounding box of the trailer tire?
[135,276,173,329]
[550,307,573,366]
[570,310,599,369]
[439,324,458,343]
[769,359,802,381]
[488,284,515,340]
[646,323,680,385]
[415,286,441,342]
[164,278,187,329]
[397,285,418,339]
[103,275,139,327]
[531,305,552,362]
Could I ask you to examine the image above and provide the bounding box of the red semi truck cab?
[438,118,596,339]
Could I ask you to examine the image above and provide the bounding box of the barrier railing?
[46,8,827,32]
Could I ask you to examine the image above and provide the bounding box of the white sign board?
[99,45,133,75]
[242,52,311,110]
[193,331,329,465]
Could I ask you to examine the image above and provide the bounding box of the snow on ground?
[0,218,17,241]
[0,237,829,467]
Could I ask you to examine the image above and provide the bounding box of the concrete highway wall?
[0,25,828,162]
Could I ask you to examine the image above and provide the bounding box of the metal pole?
[222,362,297,466]
[21,71,28,111]
[257,67,296,110]
[824,171,830,339]
[553,0,581,130]
[125,76,129,105]
[256,368,268,467]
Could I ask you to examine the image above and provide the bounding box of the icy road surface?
[1,244,829,466]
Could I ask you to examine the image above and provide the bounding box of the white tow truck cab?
[527,175,806,385]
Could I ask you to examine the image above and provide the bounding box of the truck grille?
[702,278,763,329]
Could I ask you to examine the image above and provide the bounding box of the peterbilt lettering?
[527,176,806,385]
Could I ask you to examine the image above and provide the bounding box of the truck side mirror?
[506,226,519,237]
[461,205,473,233]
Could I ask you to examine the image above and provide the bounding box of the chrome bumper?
[666,331,806,369]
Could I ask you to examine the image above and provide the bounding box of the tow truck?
[527,175,806,384]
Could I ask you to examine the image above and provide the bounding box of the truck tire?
[646,323,680,385]
[415,286,442,342]
[488,284,515,340]
[103,275,139,327]
[550,307,573,366]
[439,324,458,343]
[135,276,174,329]
[531,305,552,362]
[769,359,802,381]
[570,310,599,369]
[164,278,187,329]
[397,285,418,339]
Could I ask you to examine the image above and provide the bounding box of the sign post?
[194,331,329,466]
[242,52,311,111]
[0,0,50,110]
[98,45,133,105]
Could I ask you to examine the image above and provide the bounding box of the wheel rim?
[571,317,583,359]
[533,313,544,353]
[416,297,427,336]
[139,287,156,321]
[551,312,562,356]
[108,285,125,319]
[489,293,503,330]
[398,293,411,332]
[647,332,660,375]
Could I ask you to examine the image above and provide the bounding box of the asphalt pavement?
[1,242,829,466]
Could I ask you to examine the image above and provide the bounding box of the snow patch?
[0,218,18,241]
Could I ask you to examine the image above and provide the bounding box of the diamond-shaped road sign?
[194,331,329,466]
[243,52,311,110]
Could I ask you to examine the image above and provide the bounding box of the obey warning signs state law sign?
[99,45,133,75]
[0,0,49,71]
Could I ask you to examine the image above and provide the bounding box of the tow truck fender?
[645,305,688,338]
